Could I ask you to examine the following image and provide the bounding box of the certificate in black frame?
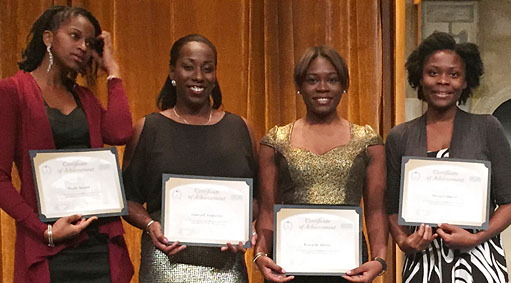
[273,204,362,276]
[161,174,253,248]
[30,147,128,222]
[398,156,491,230]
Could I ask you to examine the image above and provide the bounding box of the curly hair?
[294,45,349,92]
[157,34,222,110]
[18,6,102,84]
[405,31,484,105]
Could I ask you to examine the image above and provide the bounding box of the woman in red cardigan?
[0,6,133,283]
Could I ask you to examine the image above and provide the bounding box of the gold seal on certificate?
[274,205,362,276]
[161,174,253,247]
[399,157,491,229]
[30,147,128,222]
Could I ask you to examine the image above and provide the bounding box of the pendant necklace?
[173,107,212,125]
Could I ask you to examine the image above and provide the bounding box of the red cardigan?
[0,71,134,283]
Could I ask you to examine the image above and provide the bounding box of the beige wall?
[476,0,511,276]
[472,0,511,113]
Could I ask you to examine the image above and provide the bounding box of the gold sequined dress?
[261,122,382,206]
[261,122,382,282]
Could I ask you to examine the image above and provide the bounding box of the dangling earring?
[171,80,176,86]
[46,45,53,73]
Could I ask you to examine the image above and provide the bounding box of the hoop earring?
[171,80,176,86]
[46,45,53,73]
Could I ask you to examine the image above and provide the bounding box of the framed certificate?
[30,147,128,222]
[161,174,253,248]
[273,205,362,276]
[399,156,491,230]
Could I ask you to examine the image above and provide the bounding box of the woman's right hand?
[91,31,120,77]
[255,255,294,282]
[398,224,437,254]
[48,214,97,243]
[146,220,186,255]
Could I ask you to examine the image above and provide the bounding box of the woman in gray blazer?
[386,31,511,283]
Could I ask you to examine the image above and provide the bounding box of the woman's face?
[170,41,217,107]
[299,56,344,117]
[49,15,96,72]
[421,50,467,111]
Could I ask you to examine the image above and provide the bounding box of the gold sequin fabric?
[261,122,382,205]
[138,212,248,283]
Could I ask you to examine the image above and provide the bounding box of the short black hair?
[294,45,349,92]
[405,31,483,105]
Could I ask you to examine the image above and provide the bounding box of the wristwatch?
[373,256,387,276]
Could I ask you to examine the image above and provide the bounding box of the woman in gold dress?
[253,46,388,282]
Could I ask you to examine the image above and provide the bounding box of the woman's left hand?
[91,31,120,77]
[436,223,479,250]
[221,242,246,253]
[342,260,383,282]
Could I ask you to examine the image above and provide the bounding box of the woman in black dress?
[122,34,257,283]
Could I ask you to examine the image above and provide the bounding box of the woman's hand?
[146,220,186,255]
[221,242,246,253]
[343,260,383,282]
[255,255,294,282]
[398,224,437,254]
[49,214,97,243]
[436,223,479,251]
[91,31,120,77]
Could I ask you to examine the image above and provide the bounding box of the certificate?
[399,157,491,229]
[161,174,253,247]
[30,147,128,222]
[274,205,362,276]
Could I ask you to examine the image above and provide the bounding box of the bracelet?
[106,74,120,81]
[146,220,155,234]
[253,251,267,263]
[372,256,387,276]
[47,224,55,247]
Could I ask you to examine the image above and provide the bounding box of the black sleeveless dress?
[123,112,257,282]
[45,96,111,283]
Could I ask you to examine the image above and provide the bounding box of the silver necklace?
[173,107,212,125]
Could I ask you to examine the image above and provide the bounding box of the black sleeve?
[385,127,404,214]
[122,122,149,205]
[487,115,511,205]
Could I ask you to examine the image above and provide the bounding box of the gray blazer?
[385,108,511,214]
